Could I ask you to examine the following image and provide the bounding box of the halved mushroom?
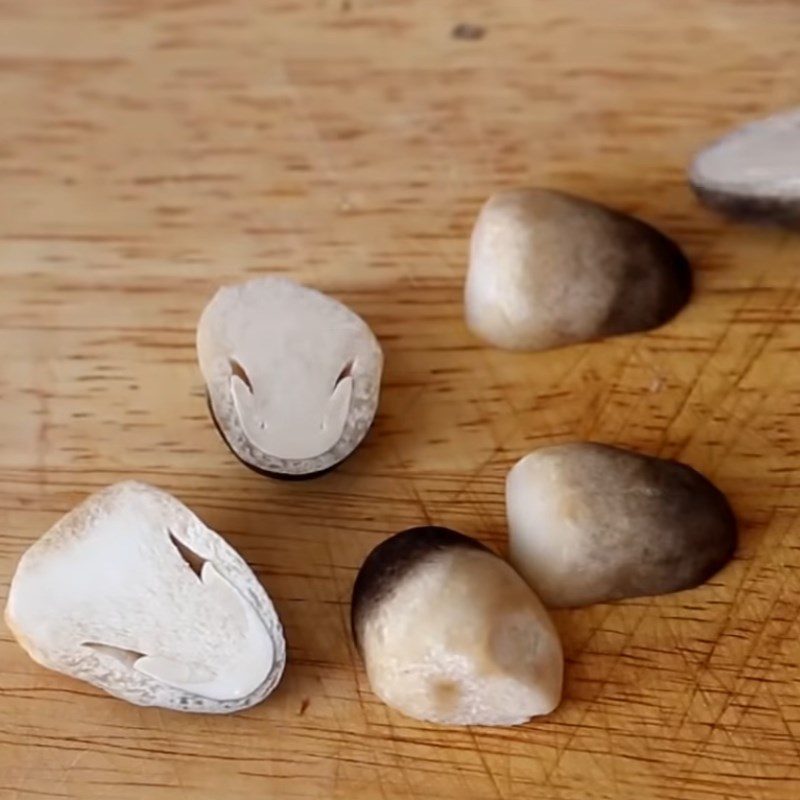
[464,188,692,351]
[197,276,383,477]
[4,481,285,713]
[689,107,800,227]
[351,526,563,726]
[507,443,737,608]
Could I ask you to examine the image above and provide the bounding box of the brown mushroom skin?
[687,107,800,229]
[690,183,800,228]
[507,443,738,608]
[465,189,692,351]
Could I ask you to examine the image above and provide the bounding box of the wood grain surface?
[2,1,800,798]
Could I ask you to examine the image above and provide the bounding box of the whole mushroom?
[506,443,737,608]
[465,188,692,351]
[351,526,563,726]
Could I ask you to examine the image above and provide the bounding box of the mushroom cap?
[198,276,383,476]
[689,107,800,226]
[464,188,691,351]
[507,443,737,608]
[351,527,563,726]
[4,481,285,713]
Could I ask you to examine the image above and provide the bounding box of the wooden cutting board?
[2,1,800,798]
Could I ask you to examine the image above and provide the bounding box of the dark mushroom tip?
[690,182,800,229]
[688,107,800,229]
[351,526,489,650]
[598,210,693,339]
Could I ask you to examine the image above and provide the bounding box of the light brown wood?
[2,1,800,798]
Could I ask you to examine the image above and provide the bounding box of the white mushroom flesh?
[197,276,383,474]
[5,481,285,712]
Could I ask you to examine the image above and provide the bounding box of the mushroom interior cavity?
[198,276,383,474]
[81,552,273,702]
[229,352,356,461]
[5,481,286,712]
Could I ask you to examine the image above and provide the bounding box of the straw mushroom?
[507,443,737,608]
[5,481,285,712]
[465,188,692,351]
[690,107,800,227]
[351,526,563,726]
[198,276,383,478]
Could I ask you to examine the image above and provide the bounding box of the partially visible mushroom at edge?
[689,107,800,227]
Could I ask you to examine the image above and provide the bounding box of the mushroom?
[689,107,800,227]
[464,188,692,351]
[351,526,563,726]
[197,276,383,478]
[4,481,285,712]
[506,443,737,608]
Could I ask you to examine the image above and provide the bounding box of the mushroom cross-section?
[197,276,383,477]
[4,481,286,713]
